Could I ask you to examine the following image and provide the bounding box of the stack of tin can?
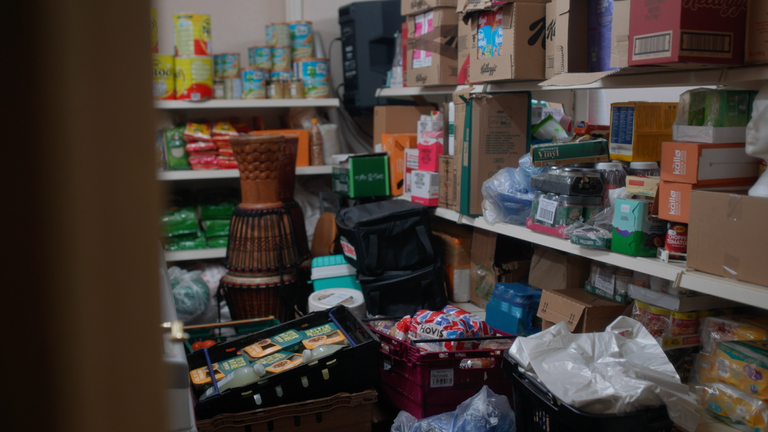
[152,12,213,101]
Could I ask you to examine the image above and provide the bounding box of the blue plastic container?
[486,282,542,336]
[310,255,361,292]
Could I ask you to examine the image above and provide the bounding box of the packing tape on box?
[727,194,743,221]
[409,27,459,60]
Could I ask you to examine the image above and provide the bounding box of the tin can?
[271,69,293,82]
[295,58,329,98]
[289,21,313,59]
[664,222,688,259]
[248,46,272,69]
[266,23,291,48]
[175,56,213,101]
[214,53,239,78]
[152,54,175,100]
[174,13,211,56]
[271,47,291,70]
[151,8,158,53]
[223,77,242,99]
[213,78,225,99]
[241,68,267,99]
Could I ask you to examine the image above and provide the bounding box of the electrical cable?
[336,83,373,139]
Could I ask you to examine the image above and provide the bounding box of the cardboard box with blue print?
[332,153,390,199]
[406,7,459,87]
[469,2,547,82]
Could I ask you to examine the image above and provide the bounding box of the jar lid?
[558,195,583,205]
[595,162,624,171]
[629,162,659,169]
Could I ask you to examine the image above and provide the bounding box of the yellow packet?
[242,330,304,361]
[265,353,304,374]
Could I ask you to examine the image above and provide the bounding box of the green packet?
[165,230,207,251]
[165,126,190,171]
[202,219,231,238]
[162,205,198,237]
[206,237,228,248]
[198,189,239,220]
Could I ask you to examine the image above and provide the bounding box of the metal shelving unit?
[164,248,226,262]
[154,98,339,109]
[157,165,333,181]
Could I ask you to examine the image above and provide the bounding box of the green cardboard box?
[611,198,666,257]
[530,139,610,167]
[332,153,390,198]
[584,281,630,304]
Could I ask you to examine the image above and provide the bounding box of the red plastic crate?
[370,326,516,419]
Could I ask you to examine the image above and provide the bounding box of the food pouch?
[697,381,768,432]
[242,330,304,361]
[183,122,212,142]
[714,341,768,399]
[301,323,347,349]
[189,355,249,390]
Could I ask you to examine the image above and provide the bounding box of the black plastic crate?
[187,306,380,420]
[502,352,674,432]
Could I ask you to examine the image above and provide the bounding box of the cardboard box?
[470,228,531,308]
[451,88,471,210]
[661,142,760,185]
[609,102,678,162]
[469,3,547,82]
[457,0,549,14]
[688,191,768,287]
[625,175,661,197]
[610,0,630,69]
[439,155,459,209]
[672,125,748,144]
[457,14,473,84]
[530,139,610,167]
[628,0,748,67]
[537,289,629,333]
[404,148,420,194]
[417,119,444,172]
[747,0,768,64]
[332,153,390,198]
[381,133,418,196]
[373,106,433,148]
[433,228,472,302]
[587,0,618,73]
[528,246,591,291]
[545,2,557,78]
[611,198,666,257]
[628,283,742,312]
[402,0,457,16]
[406,8,459,87]
[460,92,531,216]
[411,170,440,206]
[555,0,589,75]
[658,181,754,223]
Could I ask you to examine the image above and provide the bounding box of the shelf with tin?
[157,165,333,181]
[154,98,340,110]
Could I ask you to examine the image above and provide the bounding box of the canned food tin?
[151,8,158,53]
[174,13,211,56]
[664,222,688,259]
[241,68,267,99]
[175,55,213,101]
[213,78,225,99]
[266,23,291,48]
[248,46,272,69]
[295,58,329,98]
[289,21,313,59]
[271,47,291,70]
[152,54,175,100]
[223,77,242,100]
[271,69,293,82]
[214,53,239,78]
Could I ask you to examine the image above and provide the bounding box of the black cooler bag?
[336,200,434,275]
[358,260,448,316]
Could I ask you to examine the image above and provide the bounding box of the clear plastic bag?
[390,410,417,432]
[411,412,455,432]
[453,385,515,432]
[695,381,768,432]
[168,266,210,322]
[481,154,545,226]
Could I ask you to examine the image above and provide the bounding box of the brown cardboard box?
[433,227,473,302]
[545,2,557,78]
[687,191,768,287]
[439,155,459,209]
[457,14,473,84]
[382,133,418,196]
[610,0,630,69]
[537,289,629,333]
[373,105,432,148]
[469,2,547,82]
[657,181,753,224]
[747,0,768,65]
[406,8,459,87]
[451,87,472,211]
[457,0,548,14]
[402,0,458,16]
[470,228,531,308]
[554,0,589,75]
[459,92,530,216]
[528,246,591,291]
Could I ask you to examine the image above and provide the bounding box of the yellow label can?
[152,54,175,100]
[266,23,291,48]
[174,13,211,56]
[151,8,158,53]
[289,21,314,59]
[271,47,291,70]
[175,56,213,101]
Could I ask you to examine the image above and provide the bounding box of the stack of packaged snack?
[161,120,257,171]
[161,189,238,251]
[211,122,240,169]
[162,193,206,251]
[198,189,237,248]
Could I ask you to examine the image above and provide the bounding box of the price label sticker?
[430,369,454,388]
[536,198,558,225]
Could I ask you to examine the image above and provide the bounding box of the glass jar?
[555,195,583,226]
[629,161,660,176]
[289,78,304,99]
[582,196,603,222]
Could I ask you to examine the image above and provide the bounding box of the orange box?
[249,129,310,167]
[660,142,760,186]
[381,133,417,196]
[657,181,754,223]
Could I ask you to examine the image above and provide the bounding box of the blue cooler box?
[311,255,362,292]
[486,282,542,336]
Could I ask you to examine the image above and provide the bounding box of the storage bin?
[188,306,379,420]
[502,351,674,432]
[195,389,378,432]
[310,255,361,292]
[370,325,515,419]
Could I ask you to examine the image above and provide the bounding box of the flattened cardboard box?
[747,0,768,64]
[433,228,472,302]
[537,289,628,333]
[402,0,458,16]
[555,0,589,75]
[545,2,557,78]
[407,8,459,87]
[528,246,591,291]
[439,155,459,209]
[687,191,768,287]
[457,13,473,84]
[469,2,547,82]
[470,228,531,308]
[457,0,548,14]
[450,87,472,211]
[610,0,630,69]
[460,91,531,216]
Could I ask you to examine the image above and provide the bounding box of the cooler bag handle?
[415,225,435,263]
[364,234,379,275]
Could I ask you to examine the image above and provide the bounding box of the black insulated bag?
[358,260,448,317]
[336,200,434,276]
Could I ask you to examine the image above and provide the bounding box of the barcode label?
[595,268,616,294]
[680,31,732,58]
[632,31,672,60]
[430,369,454,388]
[536,198,558,225]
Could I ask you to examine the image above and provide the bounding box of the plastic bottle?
[309,118,324,166]
[301,344,345,363]
[199,366,261,400]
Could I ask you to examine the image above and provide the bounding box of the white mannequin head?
[746,84,768,198]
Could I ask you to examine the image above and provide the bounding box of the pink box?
[411,170,440,206]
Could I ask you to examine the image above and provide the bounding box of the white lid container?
[308,288,365,319]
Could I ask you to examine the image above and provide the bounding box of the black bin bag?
[358,261,448,317]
